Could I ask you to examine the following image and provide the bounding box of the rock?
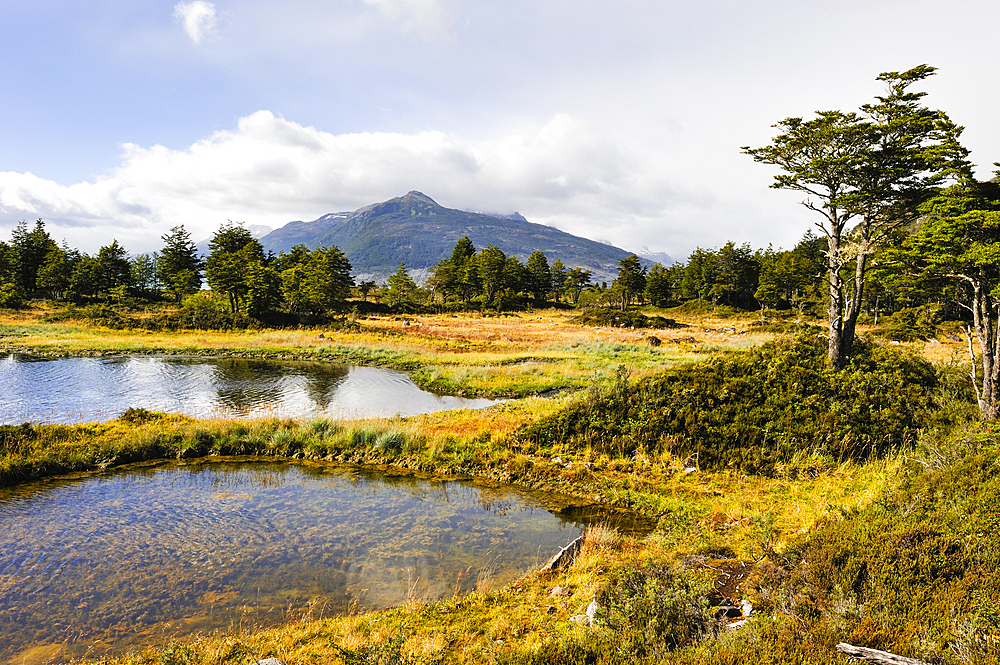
[726,619,749,630]
[403,320,410,326]
[551,457,563,464]
[546,605,557,614]
[316,333,325,339]
[683,466,698,474]
[253,659,285,665]
[549,586,571,597]
[586,599,599,622]
[740,599,754,616]
[947,334,961,341]
[647,336,662,347]
[570,614,591,626]
[541,535,584,572]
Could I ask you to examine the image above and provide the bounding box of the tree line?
[0,221,605,317]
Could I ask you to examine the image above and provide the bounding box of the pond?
[0,354,499,424]
[0,460,649,662]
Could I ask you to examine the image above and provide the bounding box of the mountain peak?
[402,191,438,205]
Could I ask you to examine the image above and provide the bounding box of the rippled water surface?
[0,461,632,662]
[0,354,499,423]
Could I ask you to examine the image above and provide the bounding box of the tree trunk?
[966,283,1000,419]
[827,231,847,370]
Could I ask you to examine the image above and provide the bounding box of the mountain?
[638,250,675,266]
[259,191,643,283]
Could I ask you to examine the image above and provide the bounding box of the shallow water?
[0,354,498,424]
[0,461,642,662]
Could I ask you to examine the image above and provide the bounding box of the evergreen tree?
[386,262,418,307]
[158,226,204,303]
[612,254,647,310]
[206,222,266,313]
[526,250,552,301]
[550,259,568,302]
[565,267,592,305]
[11,219,57,295]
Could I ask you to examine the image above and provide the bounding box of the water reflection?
[0,462,626,662]
[0,354,499,424]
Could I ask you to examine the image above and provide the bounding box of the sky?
[1,0,998,261]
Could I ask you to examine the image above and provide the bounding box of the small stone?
[546,605,557,614]
[570,614,591,626]
[551,457,563,464]
[684,466,698,474]
[549,586,571,597]
[254,659,285,665]
[740,599,754,616]
[586,599,599,621]
[316,333,325,339]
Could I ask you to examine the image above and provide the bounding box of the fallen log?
[835,643,929,665]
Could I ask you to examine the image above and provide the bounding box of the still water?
[0,354,499,424]
[0,461,640,662]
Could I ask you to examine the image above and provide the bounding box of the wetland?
[0,459,635,662]
[0,354,500,424]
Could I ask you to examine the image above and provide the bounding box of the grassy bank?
[0,306,774,398]
[1,406,901,665]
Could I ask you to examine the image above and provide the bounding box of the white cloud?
[362,0,464,41]
[173,1,217,45]
[0,111,686,254]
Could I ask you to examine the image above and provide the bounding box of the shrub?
[520,336,941,473]
[744,427,1000,663]
[596,564,719,656]
[572,309,682,329]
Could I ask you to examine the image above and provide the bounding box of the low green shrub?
[742,425,1000,664]
[520,336,943,473]
[571,309,682,330]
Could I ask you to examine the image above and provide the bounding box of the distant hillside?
[259,192,643,282]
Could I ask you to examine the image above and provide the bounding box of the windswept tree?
[744,65,970,368]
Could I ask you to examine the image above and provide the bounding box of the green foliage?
[521,336,941,473]
[596,565,718,656]
[0,281,23,309]
[611,254,647,310]
[744,65,970,368]
[385,262,419,307]
[525,250,552,301]
[571,309,680,330]
[876,306,941,341]
[332,631,414,665]
[118,408,166,425]
[157,226,203,301]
